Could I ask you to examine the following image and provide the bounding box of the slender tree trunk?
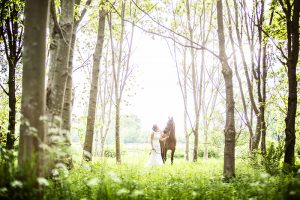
[183,49,189,161]
[226,0,253,151]
[18,0,49,178]
[115,100,121,163]
[6,63,16,149]
[47,0,74,135]
[83,9,106,161]
[47,1,60,93]
[186,0,200,162]
[260,43,267,154]
[217,0,236,179]
[283,0,299,168]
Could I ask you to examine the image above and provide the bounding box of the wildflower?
[0,187,8,194]
[87,178,98,187]
[131,190,144,197]
[107,171,121,183]
[37,177,49,187]
[260,172,270,179]
[11,180,23,188]
[117,188,130,196]
[52,169,59,177]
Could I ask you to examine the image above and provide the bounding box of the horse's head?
[164,117,175,136]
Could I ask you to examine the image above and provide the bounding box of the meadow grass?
[43,153,300,200]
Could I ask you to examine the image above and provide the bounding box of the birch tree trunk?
[216,0,236,179]
[61,0,92,168]
[18,0,49,178]
[185,0,200,162]
[62,0,92,133]
[46,0,74,137]
[83,8,106,161]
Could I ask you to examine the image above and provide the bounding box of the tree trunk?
[115,100,121,163]
[46,0,74,136]
[226,0,253,151]
[6,62,16,150]
[83,9,106,161]
[186,0,201,162]
[260,43,267,154]
[283,0,299,168]
[217,0,236,179]
[193,121,199,162]
[18,0,49,178]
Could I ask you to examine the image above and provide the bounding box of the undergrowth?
[1,148,300,200]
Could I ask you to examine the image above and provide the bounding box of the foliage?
[261,142,285,175]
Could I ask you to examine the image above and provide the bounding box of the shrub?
[262,141,284,175]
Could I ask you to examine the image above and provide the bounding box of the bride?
[145,124,169,166]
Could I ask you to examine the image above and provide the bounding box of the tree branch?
[0,83,9,96]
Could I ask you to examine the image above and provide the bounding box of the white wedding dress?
[145,131,163,166]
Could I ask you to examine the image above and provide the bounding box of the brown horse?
[160,117,176,164]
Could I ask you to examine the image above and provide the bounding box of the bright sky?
[128,28,184,133]
[72,26,185,137]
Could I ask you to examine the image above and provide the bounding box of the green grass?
[2,148,300,200]
[43,154,300,200]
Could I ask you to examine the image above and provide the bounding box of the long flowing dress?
[145,131,163,166]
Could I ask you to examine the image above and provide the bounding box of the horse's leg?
[163,149,167,163]
[171,148,175,165]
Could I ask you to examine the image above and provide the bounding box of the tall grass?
[1,148,300,199]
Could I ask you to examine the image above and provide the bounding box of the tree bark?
[18,0,49,178]
[185,0,201,162]
[282,0,299,168]
[46,0,74,136]
[226,0,253,152]
[83,9,106,161]
[217,0,236,179]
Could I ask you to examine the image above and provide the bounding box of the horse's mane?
[167,118,176,141]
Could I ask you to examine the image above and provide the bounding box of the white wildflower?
[130,190,144,197]
[107,171,121,183]
[52,169,59,176]
[117,188,130,196]
[0,187,8,193]
[260,172,270,179]
[37,177,49,187]
[11,180,23,188]
[87,178,98,187]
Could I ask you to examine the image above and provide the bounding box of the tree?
[83,6,106,162]
[0,0,24,149]
[96,45,114,157]
[108,1,136,163]
[62,0,92,168]
[18,0,49,178]
[45,0,74,168]
[277,0,300,169]
[216,0,236,178]
[46,0,74,139]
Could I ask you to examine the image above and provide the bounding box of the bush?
[262,142,284,175]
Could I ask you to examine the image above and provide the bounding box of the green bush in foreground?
[1,150,300,200]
